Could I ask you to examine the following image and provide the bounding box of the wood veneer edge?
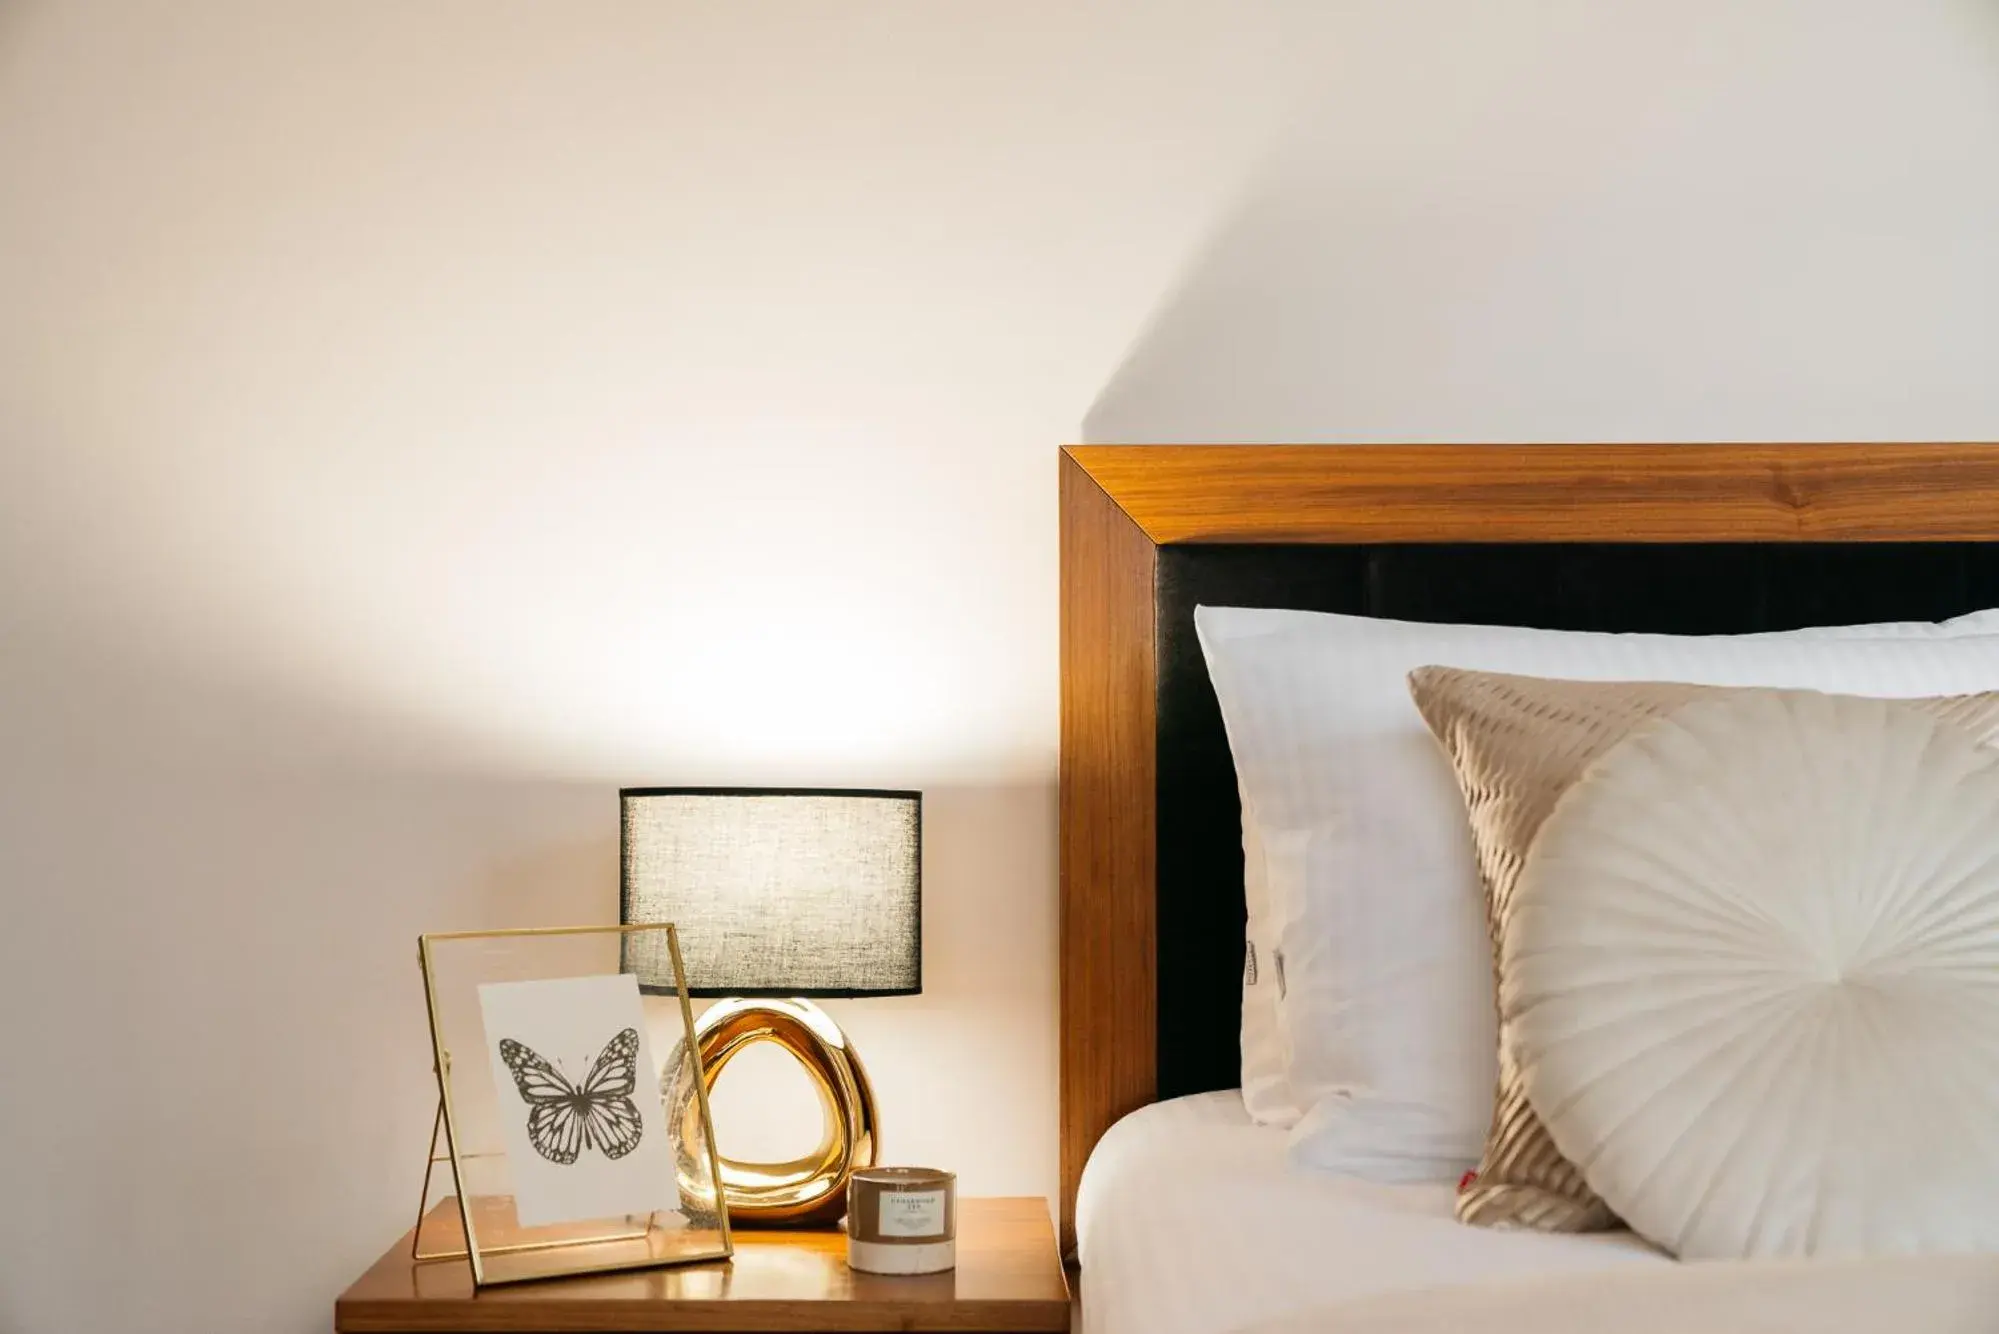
[335,1302,1070,1333]
[1065,443,1999,543]
[1057,450,1158,1259]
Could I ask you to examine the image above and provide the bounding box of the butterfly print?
[497,1027,644,1165]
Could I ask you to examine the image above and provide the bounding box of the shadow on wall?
[0,607,518,782]
[1084,0,1999,446]
[0,665,615,1331]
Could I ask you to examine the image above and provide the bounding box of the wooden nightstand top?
[335,1196,1071,1333]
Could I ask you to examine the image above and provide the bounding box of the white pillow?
[1196,604,1999,1170]
[1511,689,1999,1258]
[1195,609,1306,1127]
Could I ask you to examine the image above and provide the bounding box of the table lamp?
[621,786,920,1227]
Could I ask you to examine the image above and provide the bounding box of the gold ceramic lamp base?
[671,996,879,1227]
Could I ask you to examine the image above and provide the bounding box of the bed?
[1075,1091,1663,1334]
[1057,443,1999,1334]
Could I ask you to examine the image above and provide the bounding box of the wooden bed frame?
[1056,442,1999,1252]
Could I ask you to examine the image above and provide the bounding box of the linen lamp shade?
[620,788,921,998]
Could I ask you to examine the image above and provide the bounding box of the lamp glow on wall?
[622,787,921,1226]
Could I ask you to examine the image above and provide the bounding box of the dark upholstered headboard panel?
[1153,542,1999,1099]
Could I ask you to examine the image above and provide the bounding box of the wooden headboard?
[1056,442,1999,1253]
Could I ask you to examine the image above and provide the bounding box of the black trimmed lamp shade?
[620,788,922,997]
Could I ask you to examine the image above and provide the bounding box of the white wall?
[4,3,1999,1330]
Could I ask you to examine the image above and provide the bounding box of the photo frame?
[413,923,732,1287]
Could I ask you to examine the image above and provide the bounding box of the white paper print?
[478,974,679,1228]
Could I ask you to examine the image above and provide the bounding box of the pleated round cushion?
[1506,689,1999,1260]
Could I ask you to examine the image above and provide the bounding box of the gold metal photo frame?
[414,923,732,1287]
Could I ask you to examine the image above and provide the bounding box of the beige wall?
[4,3,1999,1330]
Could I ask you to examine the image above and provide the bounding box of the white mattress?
[1075,1092,1668,1334]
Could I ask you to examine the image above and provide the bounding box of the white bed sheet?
[1075,1092,1667,1334]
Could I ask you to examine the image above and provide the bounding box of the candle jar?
[845,1167,957,1274]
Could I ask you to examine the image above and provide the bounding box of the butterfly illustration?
[497,1027,644,1165]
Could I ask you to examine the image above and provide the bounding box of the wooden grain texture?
[1057,453,1157,1259]
[334,1197,1069,1334]
[1065,443,1999,544]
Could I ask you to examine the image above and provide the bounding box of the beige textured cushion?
[1407,666,1999,1233]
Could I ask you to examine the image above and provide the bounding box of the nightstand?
[335,1196,1071,1334]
